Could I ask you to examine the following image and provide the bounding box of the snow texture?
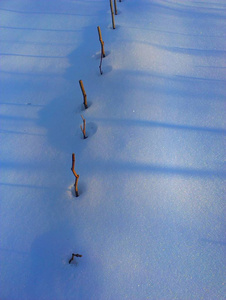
[0,0,226,299]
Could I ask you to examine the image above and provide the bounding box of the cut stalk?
[71,153,79,197]
[110,0,116,29]
[114,0,118,15]
[79,80,88,109]
[80,115,87,139]
[97,26,106,57]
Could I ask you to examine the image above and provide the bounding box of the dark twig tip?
[69,253,82,264]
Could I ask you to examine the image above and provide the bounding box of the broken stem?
[69,253,83,264]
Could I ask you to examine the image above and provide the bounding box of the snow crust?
[0,0,225,299]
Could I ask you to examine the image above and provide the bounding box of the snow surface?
[0,0,226,299]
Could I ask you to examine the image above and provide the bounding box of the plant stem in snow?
[69,253,83,264]
[114,0,118,15]
[97,26,105,75]
[99,51,103,75]
[79,80,88,109]
[71,153,79,197]
[110,0,116,29]
[97,26,106,57]
[80,115,87,139]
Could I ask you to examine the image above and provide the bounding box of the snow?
[0,0,225,299]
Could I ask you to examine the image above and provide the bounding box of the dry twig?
[97,26,105,75]
[114,0,118,15]
[71,153,79,197]
[69,253,83,264]
[99,51,103,75]
[97,26,105,57]
[80,115,87,139]
[110,0,115,29]
[79,80,88,109]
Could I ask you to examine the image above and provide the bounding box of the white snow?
[0,0,225,299]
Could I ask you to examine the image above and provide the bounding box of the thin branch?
[99,50,103,75]
[69,253,83,264]
[80,114,87,139]
[97,26,106,57]
[71,153,79,197]
[79,80,88,109]
[110,0,116,29]
[114,0,118,15]
[97,26,105,75]
[71,154,79,178]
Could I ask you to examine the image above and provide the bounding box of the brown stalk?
[71,153,79,197]
[109,0,116,29]
[97,26,105,75]
[80,115,87,139]
[97,26,106,57]
[79,80,88,109]
[114,0,118,15]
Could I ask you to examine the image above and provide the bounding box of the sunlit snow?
[0,0,225,299]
